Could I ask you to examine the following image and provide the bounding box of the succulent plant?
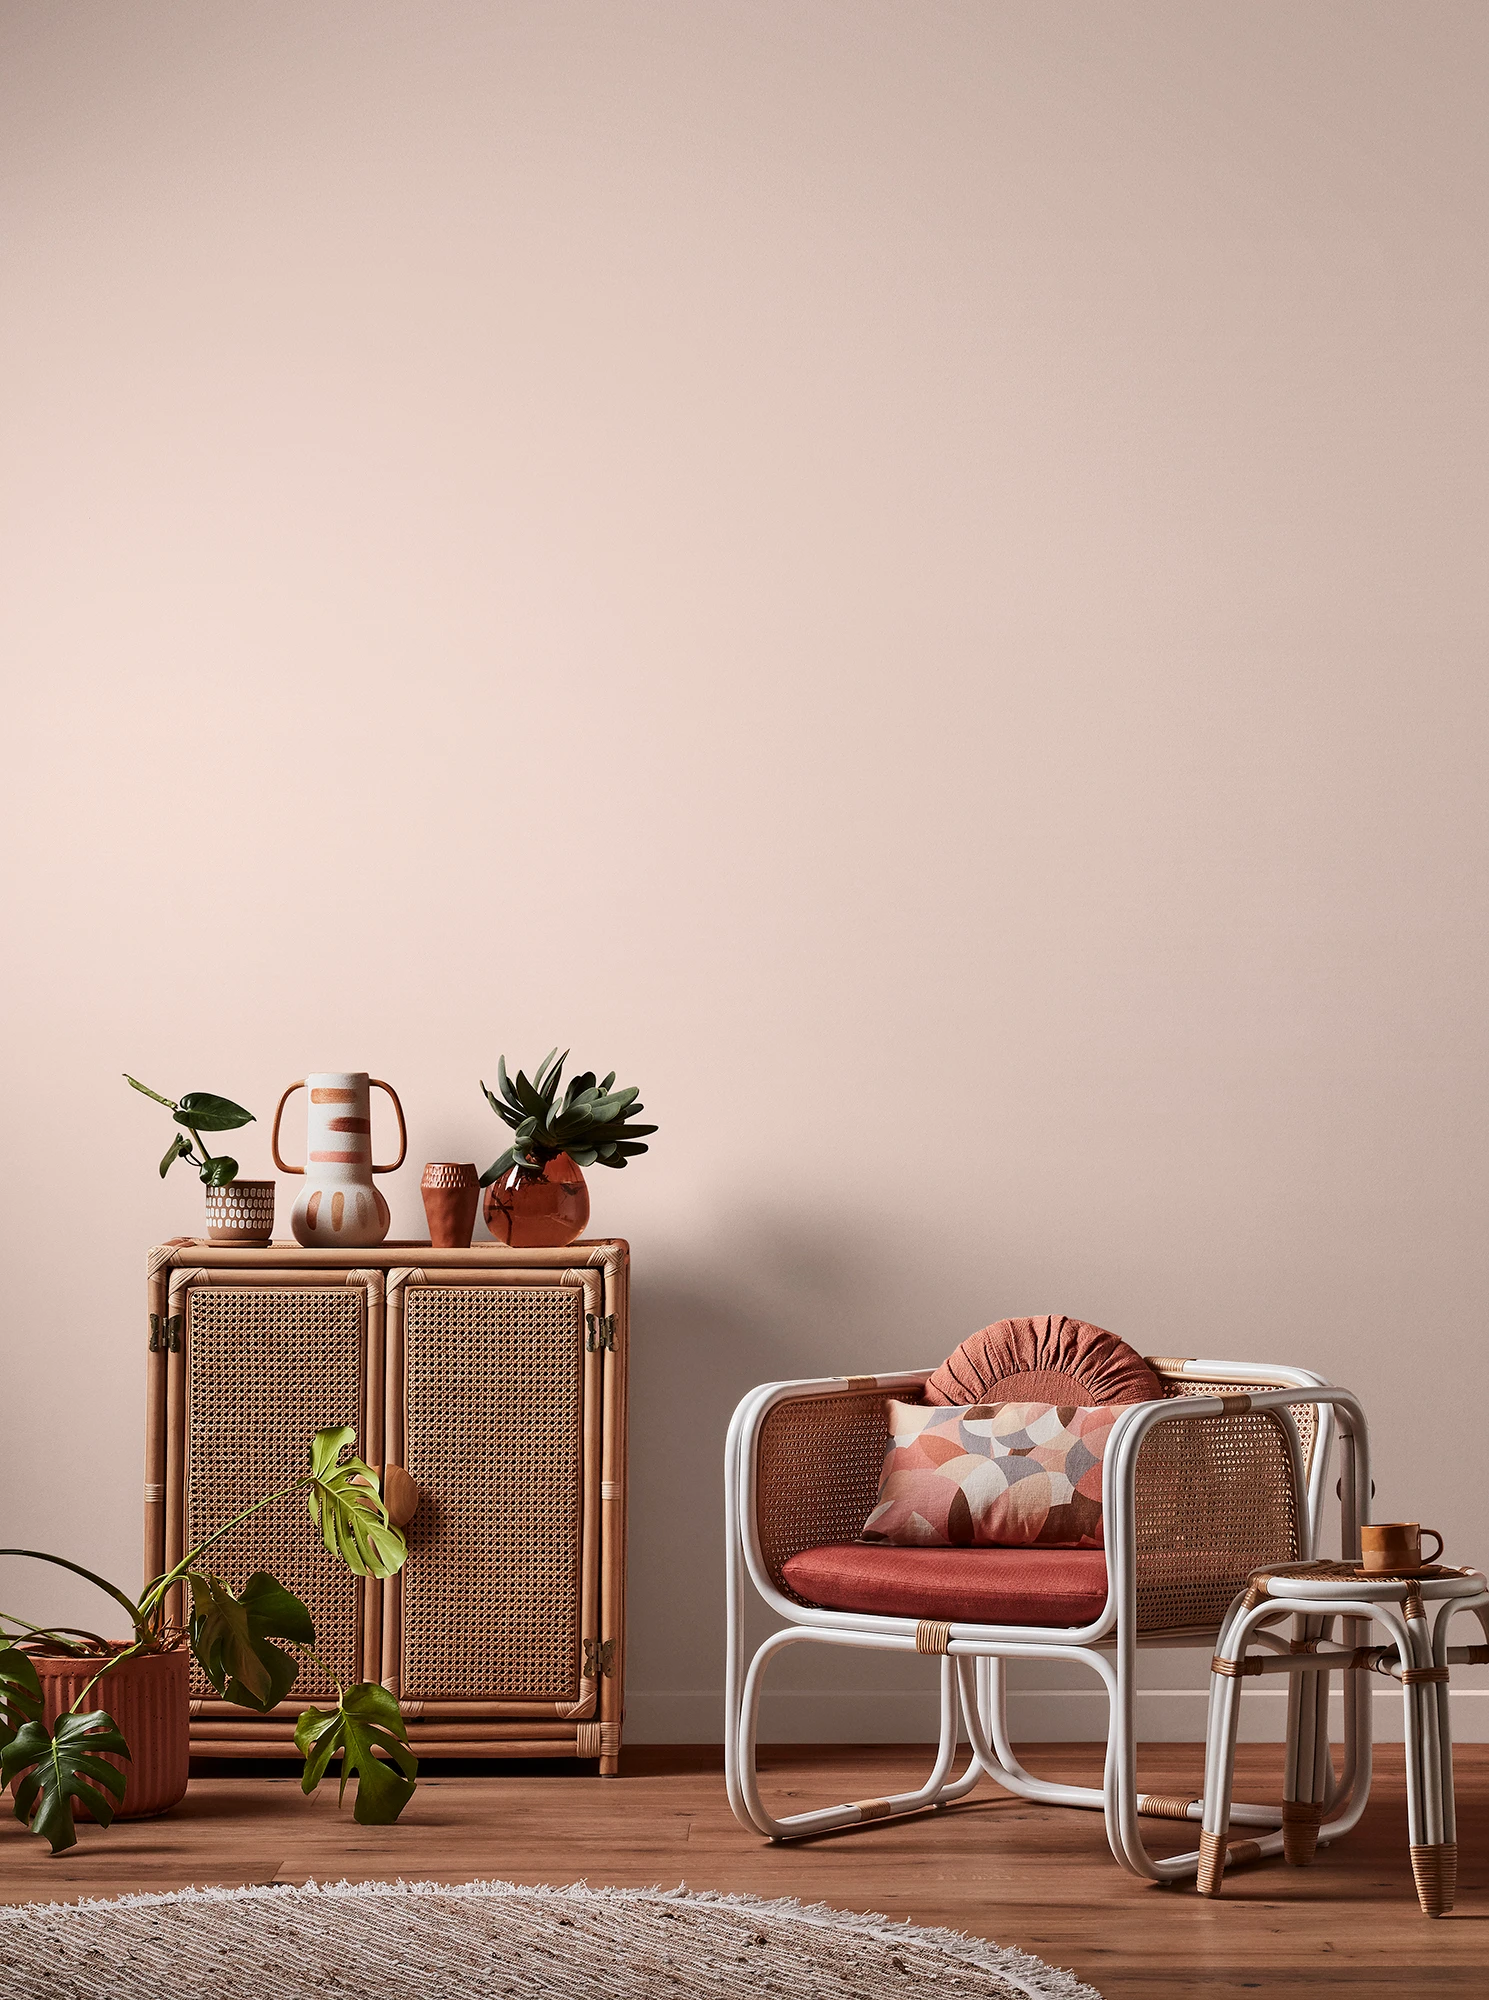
[479,1050,656,1186]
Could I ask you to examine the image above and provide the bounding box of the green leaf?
[3,1710,129,1854]
[124,1074,177,1109]
[173,1092,255,1133]
[188,1570,313,1712]
[479,1148,517,1187]
[532,1048,565,1097]
[567,1147,599,1167]
[294,1681,417,1825]
[305,1430,408,1580]
[495,1056,523,1111]
[599,1072,616,1092]
[158,1133,191,1178]
[0,1646,43,1757]
[199,1155,239,1187]
[480,1079,520,1131]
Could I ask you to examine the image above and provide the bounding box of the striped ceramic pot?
[271,1072,407,1247]
[31,1647,189,1820]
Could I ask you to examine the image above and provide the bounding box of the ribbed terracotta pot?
[30,1646,190,1820]
[482,1153,590,1247]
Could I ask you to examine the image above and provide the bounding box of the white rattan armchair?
[725,1355,1372,1883]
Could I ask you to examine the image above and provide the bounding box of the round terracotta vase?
[30,1645,190,1820]
[482,1153,590,1248]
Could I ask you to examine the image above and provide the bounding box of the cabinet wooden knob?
[382,1464,420,1528]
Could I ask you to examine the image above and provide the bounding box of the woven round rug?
[0,1878,1101,2000]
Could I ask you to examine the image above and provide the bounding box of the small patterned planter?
[205,1177,276,1244]
[30,1647,190,1820]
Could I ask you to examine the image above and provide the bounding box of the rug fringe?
[0,1876,1100,2000]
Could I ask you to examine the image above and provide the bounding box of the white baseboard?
[625,1687,1489,1745]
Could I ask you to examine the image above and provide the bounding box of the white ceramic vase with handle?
[271,1072,406,1247]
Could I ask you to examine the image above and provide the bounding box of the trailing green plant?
[479,1050,657,1187]
[124,1074,255,1187]
[0,1427,416,1853]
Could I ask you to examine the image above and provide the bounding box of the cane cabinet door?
[166,1270,379,1702]
[384,1272,602,1710]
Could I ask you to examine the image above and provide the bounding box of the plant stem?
[0,1615,112,1654]
[0,1552,150,1640]
[186,1123,212,1173]
[136,1478,306,1621]
[68,1636,152,1716]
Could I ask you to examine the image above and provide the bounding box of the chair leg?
[1387,1597,1452,1918]
[1198,1661,1245,1895]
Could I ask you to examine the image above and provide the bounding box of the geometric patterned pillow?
[859,1400,1119,1550]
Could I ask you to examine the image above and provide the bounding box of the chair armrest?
[1104,1385,1369,1638]
[727,1372,929,1605]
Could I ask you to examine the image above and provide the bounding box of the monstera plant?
[124,1073,255,1186]
[0,1428,416,1853]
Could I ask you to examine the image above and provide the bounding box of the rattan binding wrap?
[1282,1797,1324,1865]
[1410,1843,1457,1918]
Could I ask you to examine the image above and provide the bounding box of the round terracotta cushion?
[923,1314,1161,1408]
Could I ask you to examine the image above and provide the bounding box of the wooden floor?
[1,1743,1484,1997]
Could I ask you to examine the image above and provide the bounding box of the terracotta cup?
[1361,1522,1444,1572]
[422,1162,480,1248]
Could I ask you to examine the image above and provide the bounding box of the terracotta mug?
[1360,1522,1443,1572]
[421,1162,479,1248]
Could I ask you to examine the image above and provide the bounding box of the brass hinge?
[148,1313,182,1353]
[585,1313,617,1353]
[583,1638,616,1679]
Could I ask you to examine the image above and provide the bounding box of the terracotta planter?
[482,1153,590,1247]
[422,1162,480,1248]
[204,1177,275,1244]
[30,1646,189,1820]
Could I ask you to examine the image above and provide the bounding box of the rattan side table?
[1197,1558,1489,1915]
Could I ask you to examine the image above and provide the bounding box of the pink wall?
[3,2,1486,1742]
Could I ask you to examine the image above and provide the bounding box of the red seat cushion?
[924,1314,1160,1408]
[782,1541,1109,1627]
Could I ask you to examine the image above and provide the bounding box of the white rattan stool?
[1199,1558,1489,1915]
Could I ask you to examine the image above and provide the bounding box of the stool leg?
[1396,1596,1454,1918]
[1198,1650,1246,1896]
[1282,1613,1330,1865]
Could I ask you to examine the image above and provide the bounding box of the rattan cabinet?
[144,1240,628,1771]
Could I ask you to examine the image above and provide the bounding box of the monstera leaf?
[188,1571,314,1712]
[0,1646,42,1756]
[295,1682,417,1825]
[305,1428,407,1579]
[2,1711,129,1854]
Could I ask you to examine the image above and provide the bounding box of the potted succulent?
[124,1073,275,1243]
[479,1050,656,1247]
[0,1427,416,1853]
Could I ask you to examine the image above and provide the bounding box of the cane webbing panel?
[1132,1378,1306,1635]
[756,1390,889,1604]
[185,1286,366,1700]
[400,1285,585,1702]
